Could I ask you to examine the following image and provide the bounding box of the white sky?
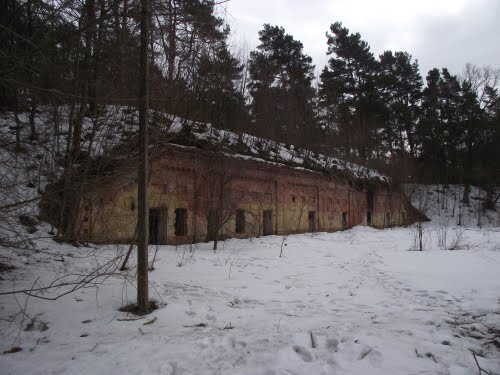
[223,0,500,80]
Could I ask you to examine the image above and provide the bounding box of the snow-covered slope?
[406,184,500,228]
[0,105,388,186]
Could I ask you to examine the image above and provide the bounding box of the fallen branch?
[3,346,22,354]
[427,352,437,363]
[310,331,316,349]
[473,314,488,319]
[472,351,492,375]
[359,346,373,360]
[142,317,157,325]
[116,316,145,321]
[120,227,137,271]
[0,255,122,301]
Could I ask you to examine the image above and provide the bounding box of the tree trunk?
[14,93,21,151]
[167,0,176,86]
[29,98,37,141]
[27,0,38,141]
[66,103,75,159]
[120,0,128,91]
[462,183,470,206]
[483,188,496,211]
[137,0,150,314]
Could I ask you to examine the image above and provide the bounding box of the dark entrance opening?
[342,212,348,230]
[207,208,218,241]
[235,209,245,234]
[175,208,187,236]
[308,211,316,232]
[149,208,166,244]
[263,210,273,236]
[367,190,374,212]
[367,211,372,226]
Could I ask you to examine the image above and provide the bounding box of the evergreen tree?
[417,67,492,184]
[192,40,246,130]
[319,22,380,159]
[248,24,316,146]
[377,51,422,158]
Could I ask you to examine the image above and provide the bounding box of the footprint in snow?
[326,338,339,352]
[205,313,216,321]
[293,345,314,362]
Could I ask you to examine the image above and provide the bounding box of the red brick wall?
[79,146,416,244]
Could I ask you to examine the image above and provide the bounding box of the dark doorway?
[235,209,245,233]
[308,211,316,232]
[342,212,348,230]
[367,211,372,226]
[367,190,374,212]
[175,208,187,236]
[207,208,218,241]
[149,208,166,244]
[263,210,273,236]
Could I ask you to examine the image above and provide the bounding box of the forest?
[1,0,499,204]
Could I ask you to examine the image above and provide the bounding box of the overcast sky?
[223,0,500,80]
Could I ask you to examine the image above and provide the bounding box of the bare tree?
[279,194,307,257]
[404,184,430,251]
[461,63,500,113]
[205,150,242,251]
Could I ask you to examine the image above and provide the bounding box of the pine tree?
[248,24,316,146]
[319,21,379,159]
[418,69,447,178]
[189,31,246,131]
[377,51,422,158]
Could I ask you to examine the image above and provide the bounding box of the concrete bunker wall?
[78,147,414,245]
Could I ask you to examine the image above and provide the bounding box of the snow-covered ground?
[1,222,499,375]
